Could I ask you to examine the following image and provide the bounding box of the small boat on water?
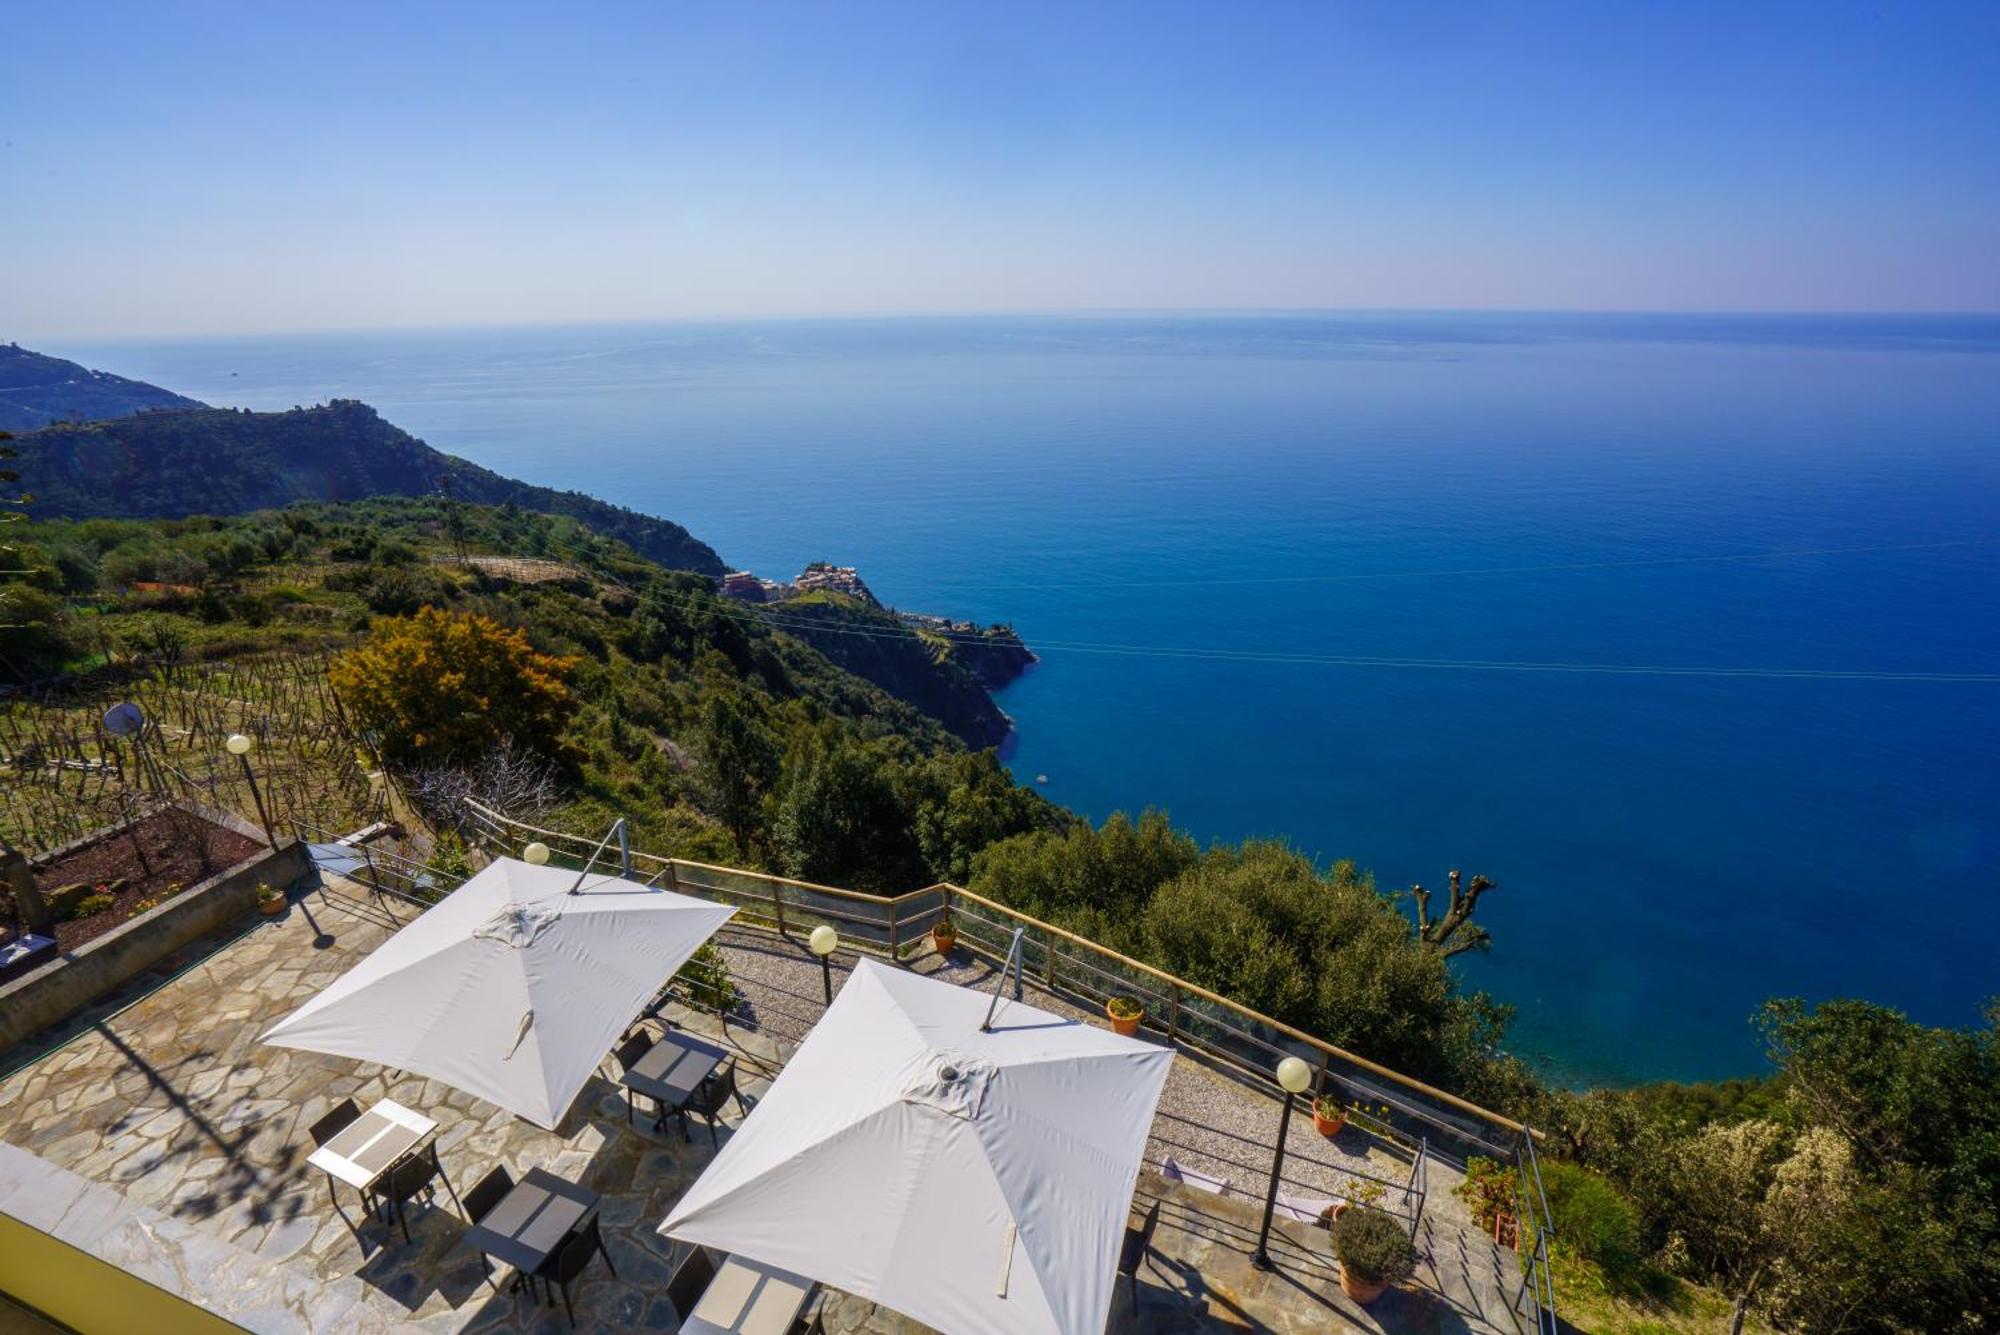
[1035,774,1049,785]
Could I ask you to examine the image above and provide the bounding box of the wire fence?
[456,797,1553,1327]
[297,800,1549,1327]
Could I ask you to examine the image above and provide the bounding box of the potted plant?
[1453,1156,1519,1240]
[1313,1092,1347,1137]
[255,882,286,916]
[1340,1176,1386,1210]
[1331,1205,1416,1305]
[1105,995,1144,1037]
[930,913,957,957]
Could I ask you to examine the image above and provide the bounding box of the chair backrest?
[665,1243,719,1316]
[463,1165,514,1225]
[1134,1197,1162,1248]
[384,1151,438,1201]
[696,1063,737,1116]
[1119,1199,1160,1273]
[308,1098,361,1148]
[551,1214,603,1284]
[614,1031,653,1072]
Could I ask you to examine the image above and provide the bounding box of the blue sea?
[61,314,2000,1088]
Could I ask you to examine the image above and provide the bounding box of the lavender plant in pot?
[1331,1205,1416,1305]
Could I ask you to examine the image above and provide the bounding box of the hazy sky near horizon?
[5,1,1998,339]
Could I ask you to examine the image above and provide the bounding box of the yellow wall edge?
[0,1211,242,1335]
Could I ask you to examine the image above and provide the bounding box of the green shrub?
[1541,1159,1642,1276]
[1455,1155,1519,1232]
[424,831,476,886]
[675,942,737,1013]
[71,892,117,919]
[1332,1206,1417,1286]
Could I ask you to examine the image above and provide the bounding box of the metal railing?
[293,817,461,909]
[452,798,1554,1326]
[1512,1125,1561,1335]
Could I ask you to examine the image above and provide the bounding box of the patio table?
[682,1253,817,1335]
[307,1097,436,1192]
[623,1030,728,1131]
[462,1167,600,1276]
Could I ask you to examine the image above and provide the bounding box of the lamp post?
[809,925,839,1004]
[522,841,551,866]
[1251,1055,1314,1271]
[225,733,274,844]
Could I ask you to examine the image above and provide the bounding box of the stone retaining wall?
[0,803,310,1052]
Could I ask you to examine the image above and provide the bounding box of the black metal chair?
[308,1098,361,1148]
[680,1062,747,1146]
[307,1098,371,1213]
[534,1212,616,1326]
[380,1148,447,1244]
[665,1244,720,1324]
[613,1031,655,1126]
[1117,1198,1161,1312]
[462,1165,518,1292]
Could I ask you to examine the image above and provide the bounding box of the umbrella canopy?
[660,957,1172,1335]
[262,856,734,1128]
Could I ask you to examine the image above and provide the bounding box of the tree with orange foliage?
[329,606,577,765]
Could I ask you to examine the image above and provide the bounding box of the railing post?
[664,858,679,892]
[771,880,789,938]
[1166,984,1182,1045]
[1043,925,1057,988]
[886,897,899,962]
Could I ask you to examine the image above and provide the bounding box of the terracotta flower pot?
[1106,1001,1143,1037]
[930,924,957,956]
[1337,1264,1390,1305]
[1314,1106,1347,1137]
[257,895,285,917]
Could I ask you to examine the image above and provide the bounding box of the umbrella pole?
[981,928,1026,1032]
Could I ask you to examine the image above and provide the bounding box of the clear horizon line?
[31,304,2000,349]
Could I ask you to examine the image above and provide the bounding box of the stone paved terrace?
[0,876,1534,1334]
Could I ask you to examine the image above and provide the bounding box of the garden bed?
[6,809,262,953]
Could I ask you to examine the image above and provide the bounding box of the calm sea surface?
[61,314,2000,1087]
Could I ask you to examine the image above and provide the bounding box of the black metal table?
[623,1031,729,1132]
[463,1167,600,1276]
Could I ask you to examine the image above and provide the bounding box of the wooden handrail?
[460,801,1531,1138]
[942,884,1529,1135]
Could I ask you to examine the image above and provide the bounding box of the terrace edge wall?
[0,805,308,1052]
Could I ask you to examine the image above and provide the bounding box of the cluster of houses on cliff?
[720,562,878,605]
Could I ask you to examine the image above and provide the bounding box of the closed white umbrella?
[660,957,1171,1335]
[262,856,734,1128]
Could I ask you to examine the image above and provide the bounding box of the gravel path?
[704,924,1455,1221]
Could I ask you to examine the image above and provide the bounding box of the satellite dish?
[103,702,145,737]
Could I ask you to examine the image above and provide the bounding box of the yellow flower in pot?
[1313,1092,1347,1137]
[930,913,958,957]
[1106,995,1144,1037]
[255,882,286,916]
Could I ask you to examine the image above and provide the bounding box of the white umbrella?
[262,856,734,1128]
[660,957,1172,1335]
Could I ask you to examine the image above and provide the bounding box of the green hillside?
[0,342,205,430]
[18,398,725,575]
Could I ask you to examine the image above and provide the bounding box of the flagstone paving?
[0,877,1531,1333]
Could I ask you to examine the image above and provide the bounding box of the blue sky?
[4,1,1996,337]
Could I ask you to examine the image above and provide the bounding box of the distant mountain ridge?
[22,398,726,575]
[0,343,206,430]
